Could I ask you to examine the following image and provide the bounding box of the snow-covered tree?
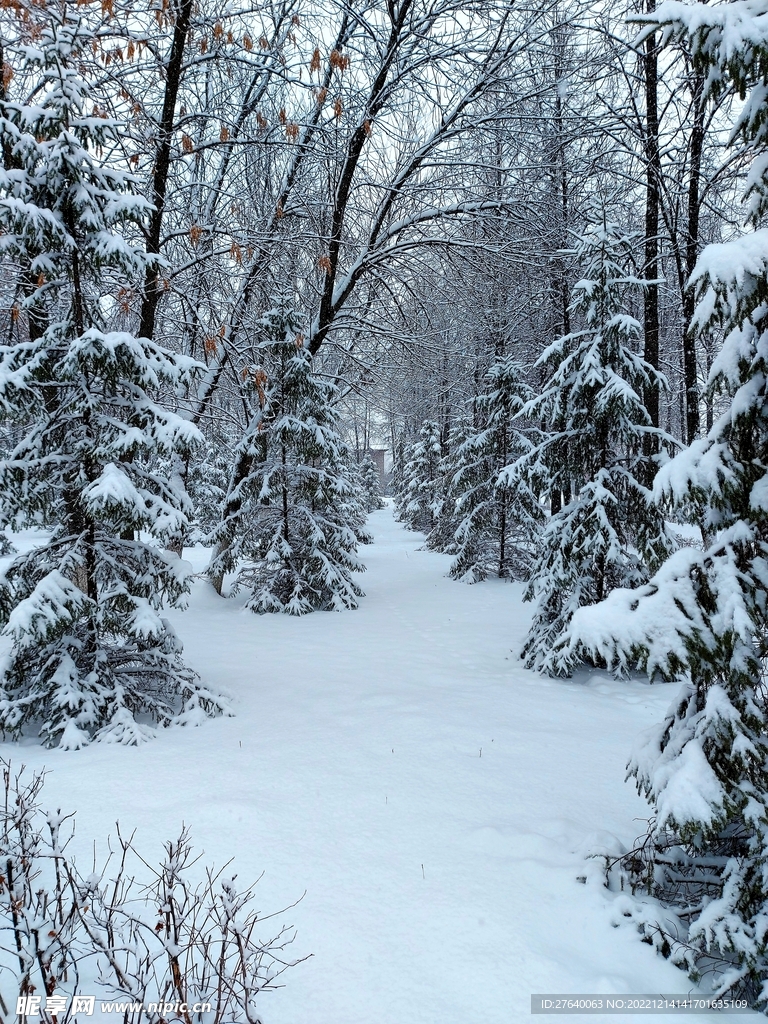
[400,420,442,533]
[514,216,673,675]
[448,357,541,582]
[184,434,233,545]
[340,456,374,547]
[391,430,412,520]
[565,4,768,1003]
[358,451,385,513]
[425,417,473,555]
[209,305,365,614]
[0,13,226,748]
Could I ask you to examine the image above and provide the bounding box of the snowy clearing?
[0,509,754,1023]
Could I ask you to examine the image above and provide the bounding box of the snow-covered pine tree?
[340,453,374,547]
[0,12,225,748]
[425,417,473,554]
[391,430,412,521]
[184,432,233,544]
[448,357,542,582]
[0,428,20,556]
[400,419,442,533]
[514,215,673,675]
[209,304,365,614]
[359,451,385,512]
[565,4,768,1003]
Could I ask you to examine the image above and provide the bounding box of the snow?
[0,509,757,1022]
[631,684,730,832]
[647,0,768,62]
[4,569,90,647]
[690,231,768,333]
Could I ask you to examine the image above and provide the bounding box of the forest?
[0,0,768,1019]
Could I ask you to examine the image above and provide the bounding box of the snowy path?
[0,510,754,1022]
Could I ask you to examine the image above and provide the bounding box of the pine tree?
[0,12,226,748]
[209,305,365,614]
[391,430,412,521]
[566,6,768,1003]
[448,358,542,582]
[515,215,673,675]
[359,451,385,513]
[184,433,233,544]
[340,454,374,546]
[425,417,473,555]
[400,420,442,533]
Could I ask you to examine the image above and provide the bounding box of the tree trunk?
[498,497,507,578]
[682,72,705,444]
[643,0,661,448]
[138,0,195,342]
[553,34,571,339]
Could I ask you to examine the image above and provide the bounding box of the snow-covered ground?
[0,510,755,1022]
